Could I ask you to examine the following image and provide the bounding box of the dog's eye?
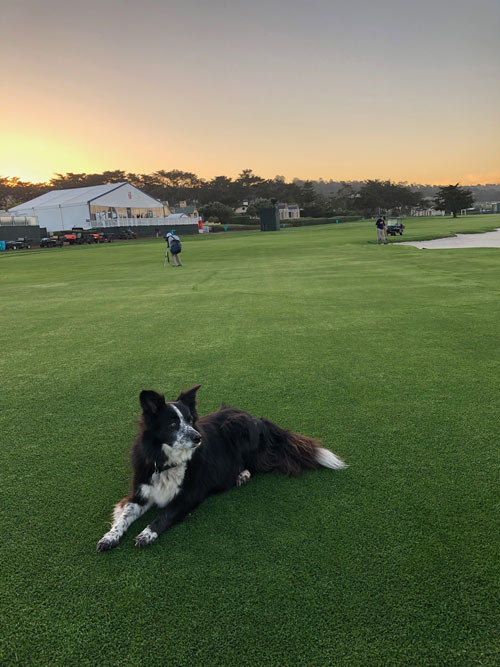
[169,421,177,428]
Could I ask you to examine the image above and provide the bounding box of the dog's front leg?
[97,498,151,551]
[236,469,252,486]
[135,496,197,548]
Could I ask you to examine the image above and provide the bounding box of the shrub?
[282,216,361,227]
[230,215,258,226]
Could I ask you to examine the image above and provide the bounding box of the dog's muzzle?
[191,429,201,447]
[188,428,202,447]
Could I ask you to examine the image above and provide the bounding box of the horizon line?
[2,171,499,188]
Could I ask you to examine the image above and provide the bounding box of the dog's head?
[139,385,202,452]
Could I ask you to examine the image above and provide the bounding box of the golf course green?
[1,215,499,665]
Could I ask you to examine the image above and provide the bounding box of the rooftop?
[10,183,128,210]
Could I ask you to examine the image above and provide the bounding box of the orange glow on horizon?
[2,0,498,190]
[2,105,499,187]
[2,138,499,188]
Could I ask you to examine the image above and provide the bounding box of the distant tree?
[233,169,265,203]
[199,176,234,206]
[298,180,315,216]
[356,180,422,215]
[3,169,488,220]
[137,172,166,200]
[0,176,49,208]
[299,180,316,205]
[250,198,273,216]
[126,172,143,188]
[331,181,357,213]
[296,181,332,217]
[251,176,301,206]
[0,176,12,208]
[433,184,473,218]
[236,169,264,189]
[198,202,234,225]
[356,180,390,213]
[49,171,127,190]
[150,170,203,204]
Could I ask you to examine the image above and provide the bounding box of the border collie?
[97,385,347,550]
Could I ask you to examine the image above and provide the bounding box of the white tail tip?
[315,447,348,470]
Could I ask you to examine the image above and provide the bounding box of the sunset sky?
[2,0,499,185]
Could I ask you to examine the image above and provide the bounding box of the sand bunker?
[399,228,500,250]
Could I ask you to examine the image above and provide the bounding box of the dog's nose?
[192,432,202,445]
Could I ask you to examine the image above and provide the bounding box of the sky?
[1,0,499,185]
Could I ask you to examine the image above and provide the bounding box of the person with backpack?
[165,231,183,267]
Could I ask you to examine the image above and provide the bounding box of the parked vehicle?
[117,229,137,239]
[386,219,405,236]
[5,237,33,250]
[89,232,115,243]
[59,232,91,245]
[60,233,79,245]
[70,228,96,244]
[40,236,64,248]
[48,230,115,246]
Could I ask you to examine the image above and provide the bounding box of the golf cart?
[386,218,405,236]
[117,229,137,239]
[40,236,64,248]
[5,237,33,250]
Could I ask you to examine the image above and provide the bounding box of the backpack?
[169,236,182,254]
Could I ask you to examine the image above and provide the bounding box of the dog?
[97,385,347,550]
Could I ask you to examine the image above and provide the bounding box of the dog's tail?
[256,419,347,476]
[314,447,348,470]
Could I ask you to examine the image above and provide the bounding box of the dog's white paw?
[97,531,119,552]
[134,527,158,548]
[236,469,251,487]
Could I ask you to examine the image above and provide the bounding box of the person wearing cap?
[165,230,183,266]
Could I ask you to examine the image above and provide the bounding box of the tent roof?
[9,183,128,210]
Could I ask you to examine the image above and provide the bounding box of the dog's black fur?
[97,385,346,550]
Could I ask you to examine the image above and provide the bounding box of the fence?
[0,215,38,226]
[93,216,195,228]
[0,225,43,244]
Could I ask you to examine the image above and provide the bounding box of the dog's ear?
[139,390,165,416]
[176,384,201,419]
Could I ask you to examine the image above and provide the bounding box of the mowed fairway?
[1,216,499,665]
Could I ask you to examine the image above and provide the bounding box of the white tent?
[9,182,166,232]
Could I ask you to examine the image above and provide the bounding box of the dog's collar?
[154,461,177,474]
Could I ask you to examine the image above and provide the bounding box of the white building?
[166,213,190,221]
[8,182,181,233]
[278,203,300,220]
[172,205,199,218]
[234,200,249,215]
[411,207,445,216]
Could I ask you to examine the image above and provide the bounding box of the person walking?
[165,231,183,266]
[376,216,387,245]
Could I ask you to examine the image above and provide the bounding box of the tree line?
[0,169,481,218]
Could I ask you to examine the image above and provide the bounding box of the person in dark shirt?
[376,216,387,244]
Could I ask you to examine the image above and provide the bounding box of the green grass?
[1,215,499,665]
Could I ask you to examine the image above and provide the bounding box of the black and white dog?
[97,385,347,550]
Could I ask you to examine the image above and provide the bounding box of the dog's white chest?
[140,464,186,508]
